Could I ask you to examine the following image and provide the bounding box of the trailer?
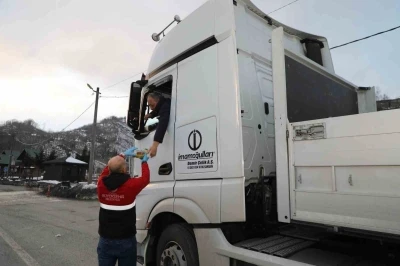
[127,0,400,265]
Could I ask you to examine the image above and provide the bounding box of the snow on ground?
[6,176,43,180]
[38,180,60,185]
[82,183,97,189]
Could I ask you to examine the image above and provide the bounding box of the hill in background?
[0,116,134,164]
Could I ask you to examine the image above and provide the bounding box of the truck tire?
[156,223,199,266]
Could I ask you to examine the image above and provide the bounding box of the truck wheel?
[156,224,199,266]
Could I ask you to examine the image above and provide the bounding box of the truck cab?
[127,0,400,265]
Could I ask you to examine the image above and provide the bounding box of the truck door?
[134,64,177,230]
[173,36,246,224]
[173,46,222,223]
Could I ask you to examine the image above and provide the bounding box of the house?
[17,149,39,165]
[43,157,88,182]
[16,149,41,178]
[1,150,21,157]
[1,150,21,166]
[0,154,10,176]
[0,154,9,167]
[0,150,21,176]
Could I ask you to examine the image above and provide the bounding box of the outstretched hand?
[141,153,149,163]
[123,147,138,157]
[148,142,159,158]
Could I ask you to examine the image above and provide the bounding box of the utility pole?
[87,84,100,184]
[7,132,15,178]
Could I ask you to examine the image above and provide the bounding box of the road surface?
[0,185,100,266]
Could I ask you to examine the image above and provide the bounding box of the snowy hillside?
[0,117,135,163]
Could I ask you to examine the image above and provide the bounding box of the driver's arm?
[145,110,159,120]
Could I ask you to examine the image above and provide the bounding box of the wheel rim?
[160,241,187,266]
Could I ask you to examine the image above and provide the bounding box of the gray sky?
[0,0,399,131]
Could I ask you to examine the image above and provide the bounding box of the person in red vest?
[96,147,149,266]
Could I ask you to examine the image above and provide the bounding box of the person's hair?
[108,156,126,173]
[147,92,162,102]
[109,164,125,173]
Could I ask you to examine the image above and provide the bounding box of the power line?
[331,25,400,50]
[268,0,300,15]
[60,101,96,131]
[102,70,145,91]
[13,101,95,146]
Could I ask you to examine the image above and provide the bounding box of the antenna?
[152,15,181,42]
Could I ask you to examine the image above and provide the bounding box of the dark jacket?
[97,156,149,239]
[148,97,171,143]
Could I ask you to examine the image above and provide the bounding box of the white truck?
[127,0,400,265]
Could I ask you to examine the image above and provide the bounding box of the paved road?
[0,184,29,192]
[0,185,100,266]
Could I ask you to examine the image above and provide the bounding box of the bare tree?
[375,87,390,101]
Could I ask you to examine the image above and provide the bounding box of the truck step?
[274,240,314,257]
[236,235,315,258]
[236,238,264,249]
[250,236,292,252]
[279,226,329,241]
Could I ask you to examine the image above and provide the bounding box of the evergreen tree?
[35,149,45,170]
[79,145,90,163]
[47,150,57,161]
[82,145,88,157]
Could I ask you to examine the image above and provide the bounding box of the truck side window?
[142,79,173,132]
[285,56,358,122]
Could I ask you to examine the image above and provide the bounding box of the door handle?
[264,102,269,115]
[159,163,172,175]
[348,175,353,186]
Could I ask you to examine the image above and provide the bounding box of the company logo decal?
[178,129,216,170]
[188,130,202,151]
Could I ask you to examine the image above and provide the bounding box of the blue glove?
[141,153,149,163]
[123,147,138,157]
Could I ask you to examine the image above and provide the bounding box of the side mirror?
[127,80,147,130]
